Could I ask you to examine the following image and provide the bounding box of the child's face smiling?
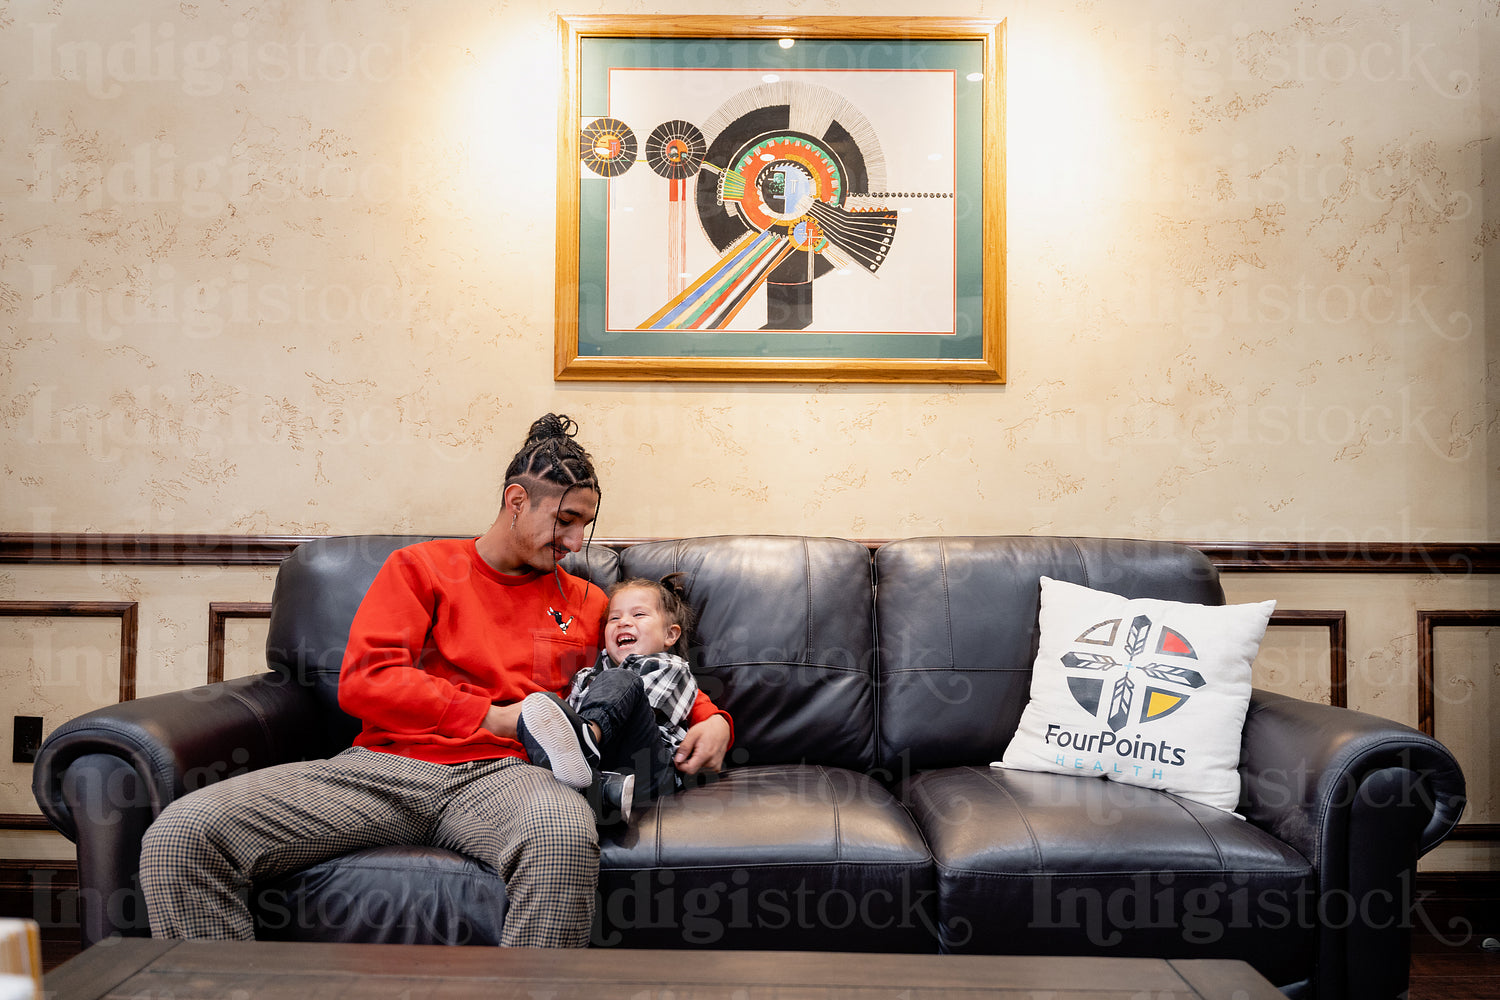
[605,586,681,662]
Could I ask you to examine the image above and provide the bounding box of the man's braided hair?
[505,414,601,597]
[505,413,600,501]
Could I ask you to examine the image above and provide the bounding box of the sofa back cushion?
[620,535,877,771]
[873,536,1223,773]
[266,535,621,747]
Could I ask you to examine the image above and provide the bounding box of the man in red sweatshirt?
[139,414,732,947]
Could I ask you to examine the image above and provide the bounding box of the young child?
[516,574,700,824]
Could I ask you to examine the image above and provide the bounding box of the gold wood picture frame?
[555,15,1006,383]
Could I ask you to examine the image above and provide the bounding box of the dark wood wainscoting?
[0,859,81,969]
[3,533,1499,573]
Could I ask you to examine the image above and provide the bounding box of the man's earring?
[510,513,518,530]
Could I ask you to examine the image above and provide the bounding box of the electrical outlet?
[13,716,43,764]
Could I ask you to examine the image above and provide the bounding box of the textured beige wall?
[1,0,1494,542]
[0,1,1495,867]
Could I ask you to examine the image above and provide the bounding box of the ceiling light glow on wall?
[1007,31,1116,227]
[779,38,795,49]
[457,41,528,197]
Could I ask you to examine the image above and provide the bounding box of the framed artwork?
[554,15,1006,383]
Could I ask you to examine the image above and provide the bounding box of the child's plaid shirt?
[566,650,699,754]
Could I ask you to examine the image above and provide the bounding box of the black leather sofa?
[33,534,1466,1000]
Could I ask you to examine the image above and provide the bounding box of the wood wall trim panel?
[0,533,313,566]
[1,602,139,831]
[4,533,1499,572]
[1416,610,1500,843]
[1417,610,1500,737]
[1190,542,1500,574]
[207,602,273,684]
[1267,610,1348,708]
[0,601,137,702]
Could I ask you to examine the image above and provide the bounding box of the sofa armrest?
[31,673,331,945]
[1238,688,1466,1000]
[33,672,330,838]
[1239,688,1465,861]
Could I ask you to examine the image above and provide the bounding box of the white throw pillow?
[997,576,1275,812]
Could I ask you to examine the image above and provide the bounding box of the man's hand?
[674,714,731,775]
[482,702,522,740]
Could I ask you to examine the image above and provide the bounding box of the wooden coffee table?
[47,939,1285,999]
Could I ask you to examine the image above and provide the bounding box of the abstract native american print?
[1060,615,1208,732]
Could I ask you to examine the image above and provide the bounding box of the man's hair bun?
[525,413,579,445]
[505,413,599,499]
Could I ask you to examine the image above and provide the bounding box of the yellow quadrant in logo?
[1142,688,1187,722]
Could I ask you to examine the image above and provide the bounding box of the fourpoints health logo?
[1044,614,1208,775]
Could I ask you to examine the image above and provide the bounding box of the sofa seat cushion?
[250,845,507,945]
[598,765,937,951]
[901,766,1316,986]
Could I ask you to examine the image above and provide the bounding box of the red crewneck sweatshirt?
[339,538,728,764]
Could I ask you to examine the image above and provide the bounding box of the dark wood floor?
[1408,872,1500,999]
[1409,925,1500,1000]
